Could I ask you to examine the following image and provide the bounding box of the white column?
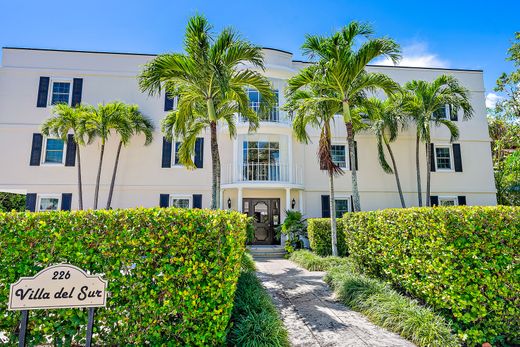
[285,188,291,212]
[299,190,304,213]
[237,187,243,212]
[288,135,293,183]
[232,138,238,182]
[220,189,224,210]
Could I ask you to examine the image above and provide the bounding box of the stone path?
[255,258,416,347]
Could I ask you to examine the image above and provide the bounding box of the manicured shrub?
[307,218,347,256]
[0,208,247,346]
[324,265,459,347]
[343,206,520,346]
[228,253,289,346]
[290,250,353,272]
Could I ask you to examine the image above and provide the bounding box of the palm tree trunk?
[106,140,123,209]
[385,141,406,208]
[328,173,338,256]
[76,144,83,210]
[210,121,221,210]
[93,142,105,210]
[426,142,432,207]
[415,131,423,207]
[346,122,361,212]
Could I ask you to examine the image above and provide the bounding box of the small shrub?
[290,250,353,272]
[0,208,247,346]
[344,206,520,346]
[307,218,347,256]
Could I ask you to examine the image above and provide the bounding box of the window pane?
[174,141,181,165]
[331,145,346,168]
[440,199,456,206]
[171,198,190,208]
[39,198,59,211]
[335,199,349,218]
[44,139,64,163]
[51,82,70,105]
[435,147,451,169]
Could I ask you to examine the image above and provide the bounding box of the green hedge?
[307,218,347,257]
[290,250,353,272]
[0,208,247,346]
[343,206,520,346]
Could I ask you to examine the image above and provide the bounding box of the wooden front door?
[243,198,281,245]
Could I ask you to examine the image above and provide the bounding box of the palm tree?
[402,75,473,206]
[360,97,407,207]
[285,84,343,256]
[41,104,89,210]
[290,21,401,211]
[106,105,154,209]
[139,15,274,209]
[83,102,128,209]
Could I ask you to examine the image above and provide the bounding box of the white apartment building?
[0,47,496,244]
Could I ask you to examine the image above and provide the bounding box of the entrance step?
[248,245,286,259]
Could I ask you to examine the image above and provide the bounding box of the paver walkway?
[255,258,416,347]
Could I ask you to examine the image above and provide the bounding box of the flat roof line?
[2,46,483,72]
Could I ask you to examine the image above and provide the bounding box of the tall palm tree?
[41,104,89,210]
[83,102,128,209]
[360,97,407,207]
[290,21,401,211]
[139,15,274,209]
[402,75,473,206]
[285,84,343,256]
[106,105,154,209]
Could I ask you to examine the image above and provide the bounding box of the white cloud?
[485,93,503,109]
[374,43,449,68]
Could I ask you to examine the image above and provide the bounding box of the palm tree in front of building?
[139,15,274,209]
[106,105,154,209]
[41,104,89,210]
[360,96,407,207]
[83,101,128,209]
[402,75,473,206]
[295,21,401,211]
[285,78,343,255]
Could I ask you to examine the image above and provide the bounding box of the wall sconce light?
[227,198,232,209]
[291,198,296,209]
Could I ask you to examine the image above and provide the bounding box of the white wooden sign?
[8,264,107,311]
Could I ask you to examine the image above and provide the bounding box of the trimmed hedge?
[0,208,247,346]
[343,206,520,346]
[307,218,347,256]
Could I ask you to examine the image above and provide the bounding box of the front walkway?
[255,258,416,347]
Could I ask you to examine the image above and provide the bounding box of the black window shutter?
[26,193,37,212]
[348,142,358,170]
[30,133,43,166]
[162,137,172,168]
[36,77,50,107]
[71,78,83,107]
[160,194,170,208]
[321,195,330,218]
[193,194,202,208]
[65,134,76,167]
[350,195,354,212]
[61,193,72,211]
[194,138,204,168]
[430,196,439,206]
[453,144,463,172]
[164,93,174,111]
[457,196,467,206]
[430,143,436,172]
[449,105,458,121]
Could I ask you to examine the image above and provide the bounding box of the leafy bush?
[343,206,520,346]
[0,208,247,346]
[228,253,289,346]
[276,210,307,253]
[290,250,353,272]
[0,192,25,212]
[307,218,347,256]
[325,265,460,347]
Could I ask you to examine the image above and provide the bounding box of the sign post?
[8,264,107,347]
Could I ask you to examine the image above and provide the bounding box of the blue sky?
[1,0,518,106]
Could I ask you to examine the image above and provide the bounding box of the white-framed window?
[331,144,348,169]
[433,104,452,120]
[173,141,182,166]
[49,79,72,105]
[434,145,453,171]
[42,137,66,164]
[37,194,61,212]
[439,196,458,206]
[246,88,279,121]
[335,198,351,218]
[170,195,191,208]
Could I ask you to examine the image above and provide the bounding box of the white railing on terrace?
[238,103,292,124]
[223,162,303,185]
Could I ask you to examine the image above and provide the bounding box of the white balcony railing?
[238,103,292,124]
[223,162,303,185]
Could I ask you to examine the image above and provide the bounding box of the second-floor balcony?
[223,162,303,186]
[238,103,292,125]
